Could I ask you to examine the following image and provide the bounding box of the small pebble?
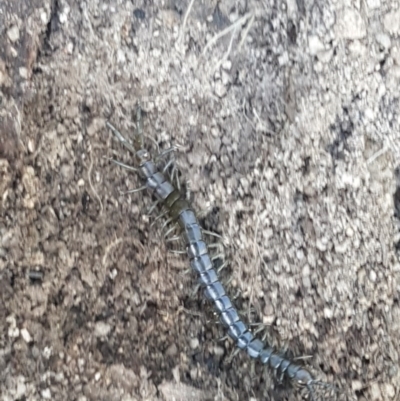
[369,269,377,283]
[166,343,177,356]
[21,328,32,343]
[41,389,51,399]
[213,345,225,356]
[133,8,145,20]
[94,321,111,337]
[189,337,199,349]
[214,80,227,98]
[7,26,20,42]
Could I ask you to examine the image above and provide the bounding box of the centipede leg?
[202,229,222,239]
[165,235,181,243]
[160,217,173,231]
[122,185,148,194]
[150,209,169,227]
[107,122,137,154]
[146,200,160,216]
[164,224,178,239]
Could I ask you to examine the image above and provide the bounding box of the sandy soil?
[1,1,400,400]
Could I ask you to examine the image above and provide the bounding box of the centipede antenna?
[155,146,179,162]
[107,121,137,154]
[106,157,138,172]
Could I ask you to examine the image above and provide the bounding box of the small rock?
[296,249,305,260]
[214,80,227,98]
[370,382,381,400]
[7,26,20,43]
[133,8,145,20]
[383,383,395,398]
[189,367,198,380]
[369,269,377,283]
[335,241,348,254]
[166,343,177,356]
[19,67,28,79]
[335,8,366,40]
[41,388,51,399]
[352,380,363,391]
[376,33,391,50]
[222,60,232,70]
[8,326,19,338]
[316,239,327,252]
[383,10,400,35]
[302,264,310,276]
[213,345,224,356]
[94,321,111,337]
[308,35,325,55]
[21,328,32,343]
[323,307,333,319]
[365,0,380,9]
[189,337,199,349]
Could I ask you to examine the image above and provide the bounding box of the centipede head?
[135,149,150,165]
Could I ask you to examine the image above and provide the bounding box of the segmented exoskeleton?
[107,105,334,401]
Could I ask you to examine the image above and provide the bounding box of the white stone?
[369,269,377,282]
[365,0,380,9]
[383,10,400,35]
[7,26,20,43]
[308,35,325,55]
[323,307,333,319]
[41,388,51,399]
[335,8,366,40]
[21,328,32,343]
[214,80,227,98]
[376,33,391,50]
[94,321,111,337]
[43,346,52,359]
[8,327,19,338]
[189,337,199,349]
[19,67,28,79]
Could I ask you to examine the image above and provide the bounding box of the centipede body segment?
[107,105,335,401]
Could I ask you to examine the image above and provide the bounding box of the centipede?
[106,104,336,401]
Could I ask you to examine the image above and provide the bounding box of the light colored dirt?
[1,1,400,401]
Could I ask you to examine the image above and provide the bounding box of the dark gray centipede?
[107,105,335,401]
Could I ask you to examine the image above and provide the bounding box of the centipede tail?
[107,106,334,401]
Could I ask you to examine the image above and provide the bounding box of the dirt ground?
[1,1,400,400]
